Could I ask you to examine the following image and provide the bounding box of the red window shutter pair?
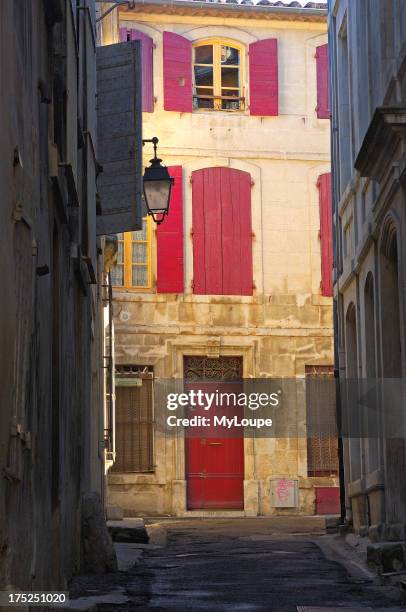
[119,27,154,112]
[156,166,184,293]
[163,32,278,116]
[192,167,253,296]
[156,166,253,295]
[318,172,333,297]
[315,44,330,119]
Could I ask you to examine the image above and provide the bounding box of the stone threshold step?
[144,515,339,534]
[107,518,149,543]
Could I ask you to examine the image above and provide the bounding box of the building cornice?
[354,106,406,183]
[120,0,327,23]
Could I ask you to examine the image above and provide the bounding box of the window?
[111,217,152,289]
[163,33,278,116]
[112,367,154,473]
[305,365,339,477]
[193,40,244,111]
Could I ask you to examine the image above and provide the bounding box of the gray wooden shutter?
[96,41,142,235]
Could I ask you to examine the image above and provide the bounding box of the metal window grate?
[305,365,339,477]
[112,371,154,473]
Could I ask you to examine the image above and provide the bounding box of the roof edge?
[120,0,328,21]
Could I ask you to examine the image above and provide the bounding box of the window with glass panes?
[111,218,152,289]
[193,41,244,111]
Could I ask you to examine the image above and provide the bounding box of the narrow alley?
[69,519,404,611]
[4,0,406,608]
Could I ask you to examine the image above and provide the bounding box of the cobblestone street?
[69,519,404,611]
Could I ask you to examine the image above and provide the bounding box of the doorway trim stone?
[167,337,259,516]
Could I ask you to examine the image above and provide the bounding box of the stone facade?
[108,1,336,516]
[0,0,114,591]
[329,0,406,539]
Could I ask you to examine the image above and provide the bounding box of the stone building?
[329,0,406,539]
[0,0,141,592]
[107,0,337,517]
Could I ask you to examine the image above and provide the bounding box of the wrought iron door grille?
[184,356,242,380]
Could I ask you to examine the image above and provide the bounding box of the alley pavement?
[69,518,405,611]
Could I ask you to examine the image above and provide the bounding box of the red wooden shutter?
[191,169,207,295]
[163,32,192,113]
[222,169,253,295]
[249,39,278,116]
[120,27,154,112]
[316,44,330,119]
[156,166,184,293]
[318,173,333,297]
[192,167,252,296]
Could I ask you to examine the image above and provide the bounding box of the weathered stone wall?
[329,0,406,536]
[0,0,106,591]
[109,291,336,516]
[108,7,335,516]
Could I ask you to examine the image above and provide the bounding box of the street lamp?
[142,137,174,225]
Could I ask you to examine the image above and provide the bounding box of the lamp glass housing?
[143,159,174,224]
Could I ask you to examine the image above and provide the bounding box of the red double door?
[184,357,244,510]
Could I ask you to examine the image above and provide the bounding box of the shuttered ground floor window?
[306,365,339,477]
[112,367,154,473]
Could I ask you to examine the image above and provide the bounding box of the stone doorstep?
[180,510,246,518]
[107,518,149,543]
[108,518,145,529]
[147,514,338,534]
[178,512,339,528]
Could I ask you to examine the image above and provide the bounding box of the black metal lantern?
[142,137,174,225]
